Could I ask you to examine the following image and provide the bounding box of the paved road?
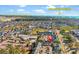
[34,42,53,54]
[34,42,42,54]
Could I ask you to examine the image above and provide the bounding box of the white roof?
[19,34,37,40]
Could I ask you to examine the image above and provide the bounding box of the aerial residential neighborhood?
[0,5,78,54]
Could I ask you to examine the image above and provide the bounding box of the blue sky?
[0,5,79,16]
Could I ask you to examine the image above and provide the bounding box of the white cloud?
[33,9,46,13]
[16,9,31,15]
[17,9,25,12]
[19,5,26,7]
[47,5,56,9]
[60,5,65,8]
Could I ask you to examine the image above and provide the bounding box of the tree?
[60,30,65,35]
[0,49,6,54]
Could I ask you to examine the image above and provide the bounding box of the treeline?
[15,19,52,21]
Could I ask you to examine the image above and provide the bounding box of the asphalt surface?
[34,42,42,54]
